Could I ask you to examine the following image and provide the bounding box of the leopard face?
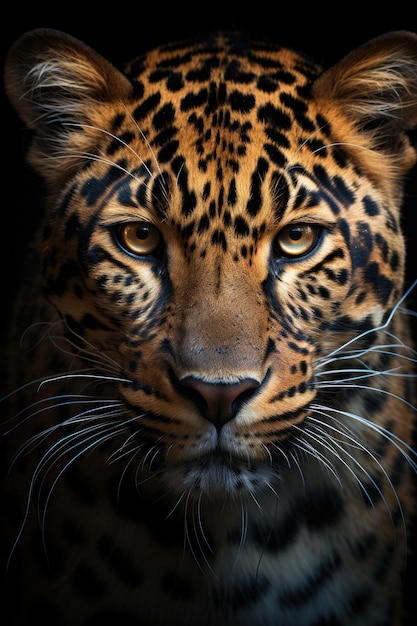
[4,29,417,504]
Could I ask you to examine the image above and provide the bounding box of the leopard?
[2,26,417,626]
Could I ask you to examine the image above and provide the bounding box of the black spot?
[375,234,390,264]
[280,91,306,113]
[211,229,227,250]
[360,474,383,507]
[108,131,135,156]
[302,490,344,529]
[363,195,380,216]
[264,143,287,168]
[354,290,367,305]
[180,88,209,111]
[287,341,309,355]
[133,92,161,121]
[257,74,279,92]
[362,388,386,416]
[152,127,178,149]
[223,210,232,226]
[227,178,237,205]
[97,534,144,586]
[296,114,316,134]
[324,267,349,286]
[130,79,145,99]
[158,140,179,163]
[258,103,291,130]
[202,181,211,200]
[64,213,81,240]
[350,229,373,269]
[81,164,126,206]
[44,260,79,297]
[318,285,330,299]
[234,216,250,236]
[364,262,393,304]
[252,512,298,553]
[225,59,255,83]
[228,90,256,113]
[180,221,195,240]
[166,71,184,91]
[110,112,125,132]
[57,183,77,216]
[389,250,400,271]
[198,214,210,233]
[117,180,137,208]
[274,69,297,85]
[313,164,355,208]
[80,313,111,330]
[151,172,171,219]
[278,552,342,609]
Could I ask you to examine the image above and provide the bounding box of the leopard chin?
[143,451,287,504]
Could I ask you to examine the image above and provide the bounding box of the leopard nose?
[181,376,259,430]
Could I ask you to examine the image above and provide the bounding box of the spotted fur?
[2,28,417,626]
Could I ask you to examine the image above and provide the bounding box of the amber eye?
[274,223,319,258]
[116,222,162,256]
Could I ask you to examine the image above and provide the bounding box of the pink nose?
[181,376,259,430]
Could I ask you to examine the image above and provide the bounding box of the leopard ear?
[313,31,417,179]
[4,28,132,183]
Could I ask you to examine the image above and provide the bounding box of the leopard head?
[4,29,417,499]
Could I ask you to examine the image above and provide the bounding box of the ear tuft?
[313,31,417,170]
[4,28,133,182]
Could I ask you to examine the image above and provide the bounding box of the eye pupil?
[136,226,149,240]
[289,227,302,241]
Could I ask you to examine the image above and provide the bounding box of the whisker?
[37,372,131,390]
[4,395,120,435]
[290,436,343,487]
[310,403,417,473]
[182,490,217,578]
[64,121,154,179]
[317,380,417,413]
[43,149,142,180]
[318,279,417,363]
[123,108,168,184]
[295,420,394,521]
[6,408,131,571]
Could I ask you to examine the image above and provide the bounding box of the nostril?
[180,376,260,429]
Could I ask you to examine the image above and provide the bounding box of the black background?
[1,4,417,622]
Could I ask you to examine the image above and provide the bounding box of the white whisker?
[310,403,417,473]
[64,121,154,179]
[320,279,417,363]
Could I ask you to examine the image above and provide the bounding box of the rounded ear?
[3,28,133,181]
[313,31,417,174]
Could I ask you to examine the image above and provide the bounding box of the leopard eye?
[274,223,319,258]
[116,222,163,256]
